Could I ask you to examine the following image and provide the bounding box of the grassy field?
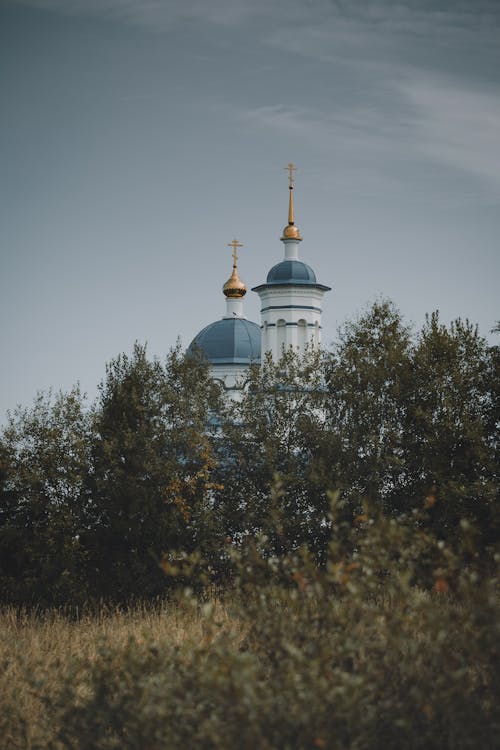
[1,511,498,749]
[0,600,241,749]
[1,581,498,750]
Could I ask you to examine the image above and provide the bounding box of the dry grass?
[1,581,497,750]
[0,600,239,749]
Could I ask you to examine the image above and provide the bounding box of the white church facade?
[188,164,330,393]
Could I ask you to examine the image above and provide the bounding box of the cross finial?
[281,162,301,239]
[285,162,297,188]
[227,238,243,267]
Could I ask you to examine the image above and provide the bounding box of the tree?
[84,343,224,600]
[402,313,499,542]
[324,299,413,513]
[215,301,498,560]
[1,305,496,605]
[217,346,337,557]
[321,302,498,547]
[0,387,92,605]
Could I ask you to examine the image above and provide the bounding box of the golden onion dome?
[223,267,247,298]
[223,239,247,298]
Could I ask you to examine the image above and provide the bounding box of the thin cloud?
[243,105,315,136]
[11,0,500,34]
[240,99,413,158]
[11,0,500,192]
[265,6,500,73]
[256,3,500,193]
[239,76,500,194]
[9,0,269,30]
[238,102,415,196]
[403,79,500,187]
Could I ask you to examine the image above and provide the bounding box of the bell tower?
[252,165,331,361]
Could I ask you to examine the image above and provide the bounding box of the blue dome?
[266,260,317,285]
[188,318,261,365]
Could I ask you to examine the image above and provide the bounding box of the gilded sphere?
[223,269,247,298]
[281,224,302,240]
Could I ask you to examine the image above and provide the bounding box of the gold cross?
[227,238,243,266]
[284,162,297,187]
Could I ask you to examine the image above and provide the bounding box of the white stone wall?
[210,363,252,400]
[258,285,325,360]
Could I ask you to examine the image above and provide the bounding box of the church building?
[188,165,330,394]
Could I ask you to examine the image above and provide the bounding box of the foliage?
[324,300,413,511]
[83,342,223,600]
[0,344,223,604]
[0,388,92,605]
[216,302,498,559]
[0,599,237,750]
[0,303,498,604]
[401,313,498,533]
[2,507,498,750]
[217,346,334,556]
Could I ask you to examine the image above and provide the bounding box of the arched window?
[277,319,286,353]
[297,319,307,350]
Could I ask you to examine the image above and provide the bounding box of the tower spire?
[281,162,302,241]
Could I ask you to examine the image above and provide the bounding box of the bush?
[36,507,499,750]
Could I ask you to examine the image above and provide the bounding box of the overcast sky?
[1,0,499,419]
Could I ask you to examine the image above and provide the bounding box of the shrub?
[38,507,499,750]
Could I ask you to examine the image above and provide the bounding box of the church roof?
[266,259,317,284]
[252,259,331,293]
[188,318,261,365]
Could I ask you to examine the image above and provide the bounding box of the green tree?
[1,305,496,605]
[0,387,92,605]
[217,346,337,557]
[322,302,498,547]
[324,299,413,512]
[84,343,223,600]
[221,301,498,558]
[402,313,499,542]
